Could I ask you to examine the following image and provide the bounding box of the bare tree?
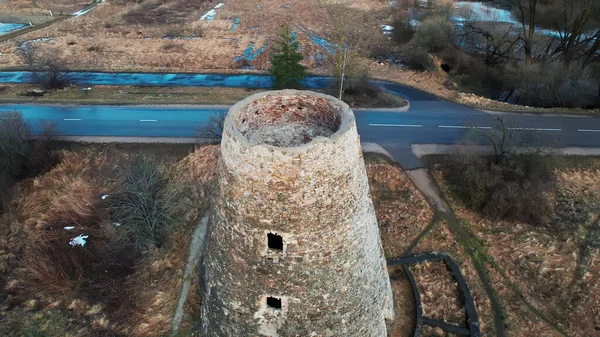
[196,110,226,141]
[514,0,539,61]
[37,56,69,90]
[17,46,69,89]
[468,117,541,165]
[323,2,374,99]
[549,0,600,65]
[17,42,38,69]
[460,9,520,66]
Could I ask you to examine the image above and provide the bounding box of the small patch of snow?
[200,2,224,21]
[113,222,121,227]
[64,226,75,230]
[101,194,108,200]
[69,234,89,247]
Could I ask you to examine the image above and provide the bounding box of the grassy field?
[2,0,597,113]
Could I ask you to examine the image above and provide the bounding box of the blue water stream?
[0,71,333,89]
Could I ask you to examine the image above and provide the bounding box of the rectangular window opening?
[267,232,284,251]
[266,296,282,310]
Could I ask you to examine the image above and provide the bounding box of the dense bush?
[0,112,58,212]
[445,151,556,225]
[391,17,414,45]
[410,15,454,53]
[444,119,557,226]
[402,46,435,71]
[509,61,599,108]
[106,155,182,250]
[442,48,506,97]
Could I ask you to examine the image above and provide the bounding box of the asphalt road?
[1,73,599,168]
[1,102,599,168]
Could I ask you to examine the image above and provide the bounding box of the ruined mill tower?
[200,90,394,337]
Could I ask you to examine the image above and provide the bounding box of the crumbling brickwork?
[200,90,394,337]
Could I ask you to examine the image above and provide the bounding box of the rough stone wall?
[200,90,394,337]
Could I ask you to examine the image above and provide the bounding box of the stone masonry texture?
[199,90,394,337]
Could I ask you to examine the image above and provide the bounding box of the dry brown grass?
[367,162,434,258]
[412,260,466,326]
[0,143,219,336]
[36,0,92,13]
[431,160,600,337]
[556,163,600,199]
[0,0,52,16]
[388,265,417,337]
[129,145,219,336]
[0,0,392,72]
[410,220,495,336]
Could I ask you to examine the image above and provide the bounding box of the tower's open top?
[229,91,345,147]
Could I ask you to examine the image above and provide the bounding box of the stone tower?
[199,90,394,337]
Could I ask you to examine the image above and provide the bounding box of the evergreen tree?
[270,26,307,89]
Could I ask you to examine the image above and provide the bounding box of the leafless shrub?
[37,57,69,90]
[164,26,184,38]
[0,111,29,212]
[106,155,182,250]
[27,121,60,177]
[444,118,557,226]
[442,48,506,97]
[17,43,37,69]
[87,44,103,52]
[509,61,598,108]
[196,111,226,140]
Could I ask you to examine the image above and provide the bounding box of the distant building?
[200,90,394,337]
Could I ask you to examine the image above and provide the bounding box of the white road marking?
[578,129,600,132]
[508,127,562,131]
[369,123,422,127]
[64,118,81,121]
[438,125,492,129]
[140,119,158,122]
